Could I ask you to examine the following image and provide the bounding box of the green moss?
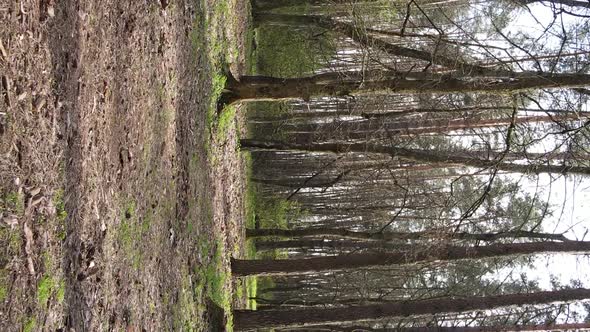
[174,270,201,331]
[199,240,233,331]
[23,317,36,332]
[0,226,21,259]
[56,279,65,304]
[206,242,229,307]
[256,195,300,230]
[117,199,148,270]
[2,191,24,216]
[37,275,54,306]
[253,24,334,78]
[208,73,228,130]
[0,285,6,303]
[53,189,67,223]
[246,276,257,310]
[0,269,7,303]
[215,105,237,143]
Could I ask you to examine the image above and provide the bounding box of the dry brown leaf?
[1,75,10,106]
[23,222,35,275]
[28,196,43,210]
[17,92,27,101]
[1,214,18,229]
[28,187,41,197]
[0,38,7,60]
[34,97,46,113]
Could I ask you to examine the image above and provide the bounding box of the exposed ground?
[0,0,250,330]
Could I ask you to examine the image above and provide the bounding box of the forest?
[231,0,590,330]
[1,0,590,331]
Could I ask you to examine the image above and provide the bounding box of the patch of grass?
[246,276,257,310]
[0,226,20,306]
[2,191,24,216]
[246,101,293,141]
[0,226,21,260]
[53,189,67,240]
[23,317,36,332]
[253,24,333,78]
[37,275,54,306]
[53,189,67,222]
[56,279,65,304]
[117,200,150,269]
[215,105,237,143]
[205,240,233,331]
[256,195,300,230]
[243,153,257,230]
[208,73,228,129]
[0,269,7,303]
[174,269,202,331]
[245,23,258,75]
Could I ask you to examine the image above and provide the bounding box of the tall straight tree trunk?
[247,228,569,242]
[254,238,413,251]
[254,0,383,11]
[239,139,590,175]
[522,0,590,8]
[225,72,590,102]
[284,113,581,138]
[305,322,590,332]
[231,240,590,276]
[233,288,590,330]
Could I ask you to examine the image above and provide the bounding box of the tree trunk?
[523,0,590,8]
[225,72,590,102]
[239,139,590,176]
[248,228,569,242]
[231,240,590,276]
[254,238,413,251]
[233,288,590,330]
[303,322,590,331]
[284,113,581,139]
[254,0,383,11]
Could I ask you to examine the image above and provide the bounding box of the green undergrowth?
[241,153,259,309]
[199,238,233,331]
[0,191,24,307]
[241,158,304,309]
[117,200,152,270]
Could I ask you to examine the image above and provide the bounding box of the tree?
[223,72,590,103]
[240,139,590,175]
[233,288,590,330]
[303,322,590,331]
[247,228,569,242]
[231,240,590,276]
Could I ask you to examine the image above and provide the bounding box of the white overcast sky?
[491,3,590,291]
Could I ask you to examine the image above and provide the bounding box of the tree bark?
[231,240,590,276]
[225,72,590,102]
[239,139,590,175]
[254,238,413,251]
[522,0,590,8]
[248,228,570,242]
[233,288,590,330]
[304,322,590,331]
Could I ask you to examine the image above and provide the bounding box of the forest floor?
[0,0,251,330]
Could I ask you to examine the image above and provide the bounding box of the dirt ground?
[0,0,250,330]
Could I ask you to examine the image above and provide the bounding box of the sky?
[490,1,590,297]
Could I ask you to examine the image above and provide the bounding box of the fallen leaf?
[0,38,7,60]
[28,187,41,197]
[1,214,18,229]
[23,222,35,275]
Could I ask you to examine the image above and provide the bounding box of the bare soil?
[0,0,249,330]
